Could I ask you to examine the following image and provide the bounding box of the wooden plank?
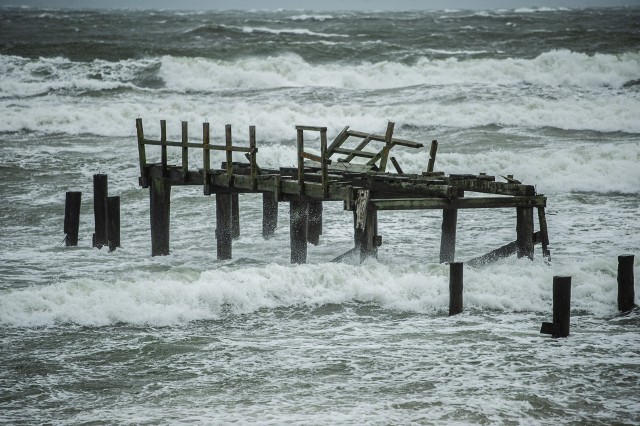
[538,206,551,263]
[341,136,373,163]
[326,126,350,157]
[467,241,518,267]
[333,147,377,158]
[135,118,147,185]
[301,151,324,163]
[390,156,404,174]
[346,130,423,148]
[296,125,327,132]
[378,121,395,173]
[371,196,546,210]
[446,179,536,197]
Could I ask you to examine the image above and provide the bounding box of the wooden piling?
[262,192,278,239]
[232,193,240,240]
[149,177,171,256]
[440,208,457,263]
[516,207,534,260]
[307,201,323,245]
[64,191,81,247]
[92,174,108,248]
[449,262,463,316]
[181,121,188,178]
[541,276,571,337]
[106,196,120,252]
[216,193,233,260]
[290,199,308,264]
[353,189,378,261]
[618,255,636,312]
[427,140,438,173]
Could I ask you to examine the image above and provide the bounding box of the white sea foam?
[0,259,624,327]
[240,26,348,38]
[287,14,335,21]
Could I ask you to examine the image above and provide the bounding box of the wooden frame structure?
[135,118,551,264]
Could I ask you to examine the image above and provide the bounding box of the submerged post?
[541,276,571,338]
[449,262,463,316]
[516,207,534,260]
[92,174,108,248]
[232,193,240,240]
[64,191,81,246]
[216,193,233,260]
[106,196,120,252]
[150,177,171,256]
[440,208,458,263]
[290,199,308,264]
[262,192,278,239]
[307,201,323,246]
[618,255,636,312]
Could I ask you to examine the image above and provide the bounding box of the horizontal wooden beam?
[346,130,424,149]
[371,195,546,210]
[142,139,254,153]
[296,125,327,132]
[332,147,377,158]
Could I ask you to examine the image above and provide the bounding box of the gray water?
[1,6,639,424]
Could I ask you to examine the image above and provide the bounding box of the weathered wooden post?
[449,262,463,316]
[150,177,171,256]
[64,191,81,246]
[106,196,120,252]
[307,201,322,245]
[541,276,571,338]
[290,199,308,264]
[440,208,457,263]
[216,193,233,260]
[232,193,240,240]
[427,140,438,173]
[354,189,378,261]
[262,192,278,239]
[516,207,534,259]
[618,255,636,312]
[92,174,108,248]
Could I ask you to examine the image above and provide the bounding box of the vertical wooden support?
[181,121,188,178]
[296,127,304,193]
[135,118,147,187]
[516,207,534,260]
[378,121,395,173]
[440,208,458,263]
[553,276,571,337]
[326,125,349,157]
[320,127,328,198]
[290,199,308,264]
[427,140,438,173]
[203,122,210,194]
[537,206,551,263]
[231,193,240,240]
[149,177,171,256]
[618,255,636,312]
[92,174,108,248]
[160,120,167,177]
[216,193,233,260]
[449,262,463,316]
[262,192,278,239]
[106,196,120,252]
[307,201,323,245]
[225,124,234,180]
[354,189,377,261]
[64,191,81,247]
[249,125,257,190]
[390,157,404,174]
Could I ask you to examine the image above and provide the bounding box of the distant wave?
[240,26,348,38]
[287,14,335,21]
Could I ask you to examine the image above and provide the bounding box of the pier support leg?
[307,201,323,246]
[618,255,636,312]
[290,199,308,264]
[64,191,81,247]
[440,208,458,263]
[150,177,171,256]
[449,262,463,316]
[541,276,572,338]
[232,193,240,240]
[516,207,534,260]
[106,196,120,252]
[93,174,108,248]
[354,190,378,262]
[216,193,233,260]
[262,192,278,239]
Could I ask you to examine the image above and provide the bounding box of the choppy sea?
[1,6,639,424]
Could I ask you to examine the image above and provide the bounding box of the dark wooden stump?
[64,191,81,247]
[449,262,463,316]
[216,193,233,260]
[541,276,571,338]
[290,199,308,264]
[440,208,457,263]
[92,174,108,248]
[106,196,120,252]
[618,255,636,312]
[150,177,171,256]
[307,201,323,246]
[262,192,278,239]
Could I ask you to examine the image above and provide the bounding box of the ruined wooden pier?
[135,119,551,264]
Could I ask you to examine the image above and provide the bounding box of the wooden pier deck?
[135,119,551,264]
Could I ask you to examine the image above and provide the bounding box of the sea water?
[0,6,639,424]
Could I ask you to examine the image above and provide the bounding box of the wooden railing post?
[249,125,257,190]
[427,140,438,173]
[320,127,328,198]
[181,121,188,178]
[225,124,233,183]
[203,122,211,195]
[135,118,147,187]
[296,127,304,193]
[160,120,167,177]
[378,121,395,173]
